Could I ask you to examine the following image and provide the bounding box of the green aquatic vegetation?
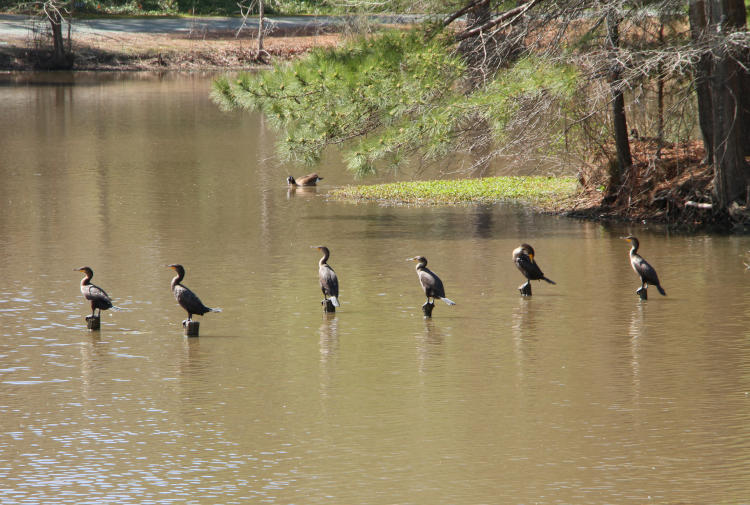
[329,176,579,205]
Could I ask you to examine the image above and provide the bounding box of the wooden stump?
[85,315,100,330]
[322,299,336,313]
[519,281,532,296]
[637,287,648,300]
[183,320,200,337]
[422,301,435,318]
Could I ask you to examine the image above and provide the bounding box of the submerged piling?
[183,320,200,337]
[322,299,336,313]
[637,287,648,300]
[85,315,100,330]
[422,301,435,318]
[519,281,532,296]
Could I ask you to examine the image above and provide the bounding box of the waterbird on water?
[167,264,221,323]
[512,243,556,296]
[407,256,456,307]
[75,266,113,319]
[623,236,666,297]
[287,173,323,187]
[314,246,340,308]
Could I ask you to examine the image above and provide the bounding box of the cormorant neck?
[80,272,92,286]
[171,270,184,289]
[630,240,639,256]
[319,249,330,266]
[416,260,427,271]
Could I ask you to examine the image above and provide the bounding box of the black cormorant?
[407,256,456,306]
[287,173,323,187]
[314,246,340,307]
[624,236,666,296]
[167,264,221,323]
[512,243,555,295]
[75,266,113,319]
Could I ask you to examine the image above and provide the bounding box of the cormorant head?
[407,256,427,265]
[312,245,330,254]
[623,236,640,251]
[519,243,535,261]
[74,266,93,277]
[167,264,185,276]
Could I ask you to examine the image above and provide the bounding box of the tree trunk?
[257,0,264,53]
[655,20,665,159]
[49,8,69,68]
[606,9,632,193]
[688,0,714,164]
[708,0,749,208]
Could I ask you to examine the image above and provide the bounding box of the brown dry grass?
[563,138,744,228]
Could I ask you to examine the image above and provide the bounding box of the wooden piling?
[637,287,648,300]
[85,315,100,330]
[183,320,200,337]
[422,301,435,317]
[519,281,532,296]
[322,299,336,313]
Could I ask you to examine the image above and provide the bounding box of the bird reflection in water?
[628,302,646,407]
[511,297,540,386]
[319,313,339,364]
[415,318,446,376]
[286,184,318,200]
[318,313,339,400]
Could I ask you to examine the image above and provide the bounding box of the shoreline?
[0,22,343,71]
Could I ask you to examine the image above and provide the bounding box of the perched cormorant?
[74,266,113,319]
[512,243,556,296]
[624,236,666,296]
[167,264,221,323]
[314,246,340,307]
[407,256,456,306]
[287,173,323,187]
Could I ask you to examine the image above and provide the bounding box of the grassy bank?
[329,176,579,205]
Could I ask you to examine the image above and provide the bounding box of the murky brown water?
[1,72,750,504]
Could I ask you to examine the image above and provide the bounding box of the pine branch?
[455,0,540,42]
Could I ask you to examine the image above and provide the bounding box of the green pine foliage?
[212,28,581,177]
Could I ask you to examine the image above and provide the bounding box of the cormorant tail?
[656,286,666,296]
[543,277,556,285]
[330,296,340,307]
[209,307,222,313]
[440,297,456,306]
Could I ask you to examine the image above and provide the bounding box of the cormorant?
[167,264,221,323]
[314,246,340,307]
[624,236,666,297]
[287,173,323,187]
[74,266,113,320]
[512,243,555,296]
[407,256,456,306]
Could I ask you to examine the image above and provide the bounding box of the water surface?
[1,72,749,504]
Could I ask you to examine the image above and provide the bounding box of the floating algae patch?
[329,176,579,205]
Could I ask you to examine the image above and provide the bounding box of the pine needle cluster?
[211,27,580,177]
